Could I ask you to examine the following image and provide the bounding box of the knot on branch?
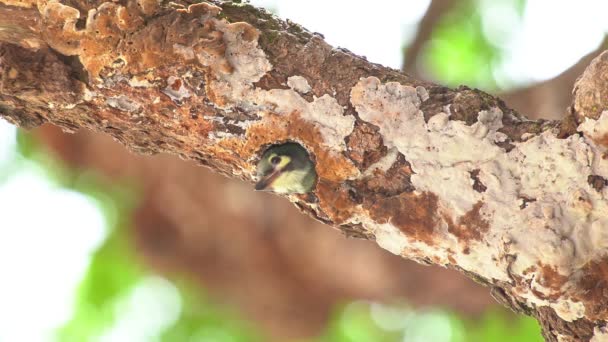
[574,50,608,122]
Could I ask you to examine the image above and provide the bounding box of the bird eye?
[270,156,282,165]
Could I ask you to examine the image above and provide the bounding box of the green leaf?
[56,228,145,341]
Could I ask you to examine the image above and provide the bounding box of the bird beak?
[255,169,281,191]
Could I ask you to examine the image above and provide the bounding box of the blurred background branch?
[499,35,608,120]
[402,0,457,76]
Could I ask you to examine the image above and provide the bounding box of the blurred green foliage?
[317,303,543,342]
[465,309,543,342]
[10,130,265,342]
[423,0,526,90]
[319,302,401,342]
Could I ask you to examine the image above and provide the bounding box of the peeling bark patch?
[469,169,487,192]
[345,121,387,170]
[0,6,44,49]
[214,121,246,136]
[287,75,311,94]
[162,76,192,103]
[557,113,580,139]
[365,192,439,245]
[536,307,595,342]
[106,95,142,112]
[253,72,289,91]
[578,111,608,148]
[0,43,82,104]
[246,91,355,150]
[354,153,415,197]
[339,223,374,240]
[453,204,493,240]
[316,181,357,225]
[592,326,608,342]
[219,112,358,182]
[446,201,489,243]
[41,1,242,81]
[498,119,557,144]
[575,257,608,321]
[0,103,44,129]
[451,87,505,125]
[351,76,608,322]
[536,264,568,300]
[595,133,608,148]
[351,77,506,167]
[588,175,608,192]
[574,51,608,121]
[419,86,454,122]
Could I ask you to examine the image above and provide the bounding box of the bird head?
[255,143,317,194]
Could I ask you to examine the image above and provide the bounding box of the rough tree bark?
[1,1,607,341]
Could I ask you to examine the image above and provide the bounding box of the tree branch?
[402,0,456,76]
[500,36,608,120]
[1,1,607,340]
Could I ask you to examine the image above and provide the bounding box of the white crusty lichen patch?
[287,75,312,94]
[592,326,608,342]
[579,110,608,147]
[42,0,355,164]
[162,76,192,102]
[173,3,355,153]
[350,76,608,322]
[106,95,142,113]
[362,147,399,177]
[373,220,411,255]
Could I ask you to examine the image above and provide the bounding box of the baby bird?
[255,143,317,194]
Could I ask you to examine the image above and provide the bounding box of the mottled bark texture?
[1,1,608,341]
